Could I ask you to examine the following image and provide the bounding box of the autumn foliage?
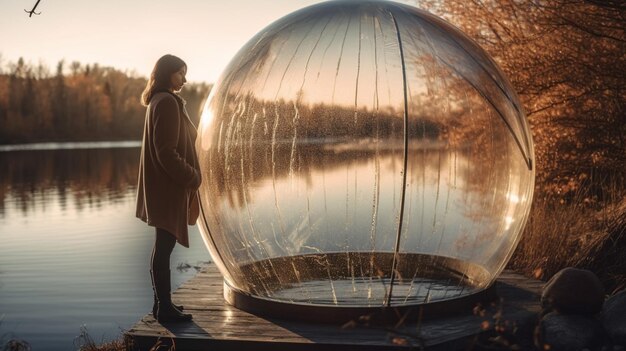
[417,0,625,289]
[0,58,211,144]
[418,0,624,187]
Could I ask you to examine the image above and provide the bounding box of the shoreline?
[0,140,142,152]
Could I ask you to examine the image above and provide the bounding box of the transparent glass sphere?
[196,0,534,309]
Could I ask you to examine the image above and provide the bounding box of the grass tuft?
[510,175,626,293]
[73,326,125,351]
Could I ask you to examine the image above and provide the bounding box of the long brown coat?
[136,92,201,247]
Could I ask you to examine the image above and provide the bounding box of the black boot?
[150,270,184,316]
[152,269,192,323]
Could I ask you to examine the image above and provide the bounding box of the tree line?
[3,0,625,194]
[0,57,211,144]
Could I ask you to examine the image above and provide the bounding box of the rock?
[602,290,626,346]
[542,267,605,315]
[537,312,605,350]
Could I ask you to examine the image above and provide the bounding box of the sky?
[0,0,411,84]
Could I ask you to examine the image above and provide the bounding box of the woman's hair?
[141,54,187,106]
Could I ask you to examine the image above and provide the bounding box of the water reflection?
[203,138,524,255]
[0,145,209,350]
[0,147,139,216]
[198,96,532,305]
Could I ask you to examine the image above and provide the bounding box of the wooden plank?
[125,264,541,351]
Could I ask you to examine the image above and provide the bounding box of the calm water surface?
[0,143,211,350]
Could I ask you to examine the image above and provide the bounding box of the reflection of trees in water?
[0,148,139,215]
[198,90,531,274]
[200,96,446,207]
[200,85,526,213]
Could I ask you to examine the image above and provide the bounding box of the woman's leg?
[151,227,177,271]
[150,228,183,314]
[150,228,192,322]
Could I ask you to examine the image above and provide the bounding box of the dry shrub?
[510,175,626,293]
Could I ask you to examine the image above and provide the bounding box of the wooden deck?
[124,265,543,351]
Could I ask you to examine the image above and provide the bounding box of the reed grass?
[75,339,125,351]
[1,317,31,351]
[73,326,125,351]
[509,174,626,294]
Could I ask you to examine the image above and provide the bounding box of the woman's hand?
[188,190,200,225]
[189,169,202,190]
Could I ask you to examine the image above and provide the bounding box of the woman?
[136,54,201,323]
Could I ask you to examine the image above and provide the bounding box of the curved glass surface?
[196,0,534,308]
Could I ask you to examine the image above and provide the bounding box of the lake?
[0,142,211,350]
[0,136,533,349]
